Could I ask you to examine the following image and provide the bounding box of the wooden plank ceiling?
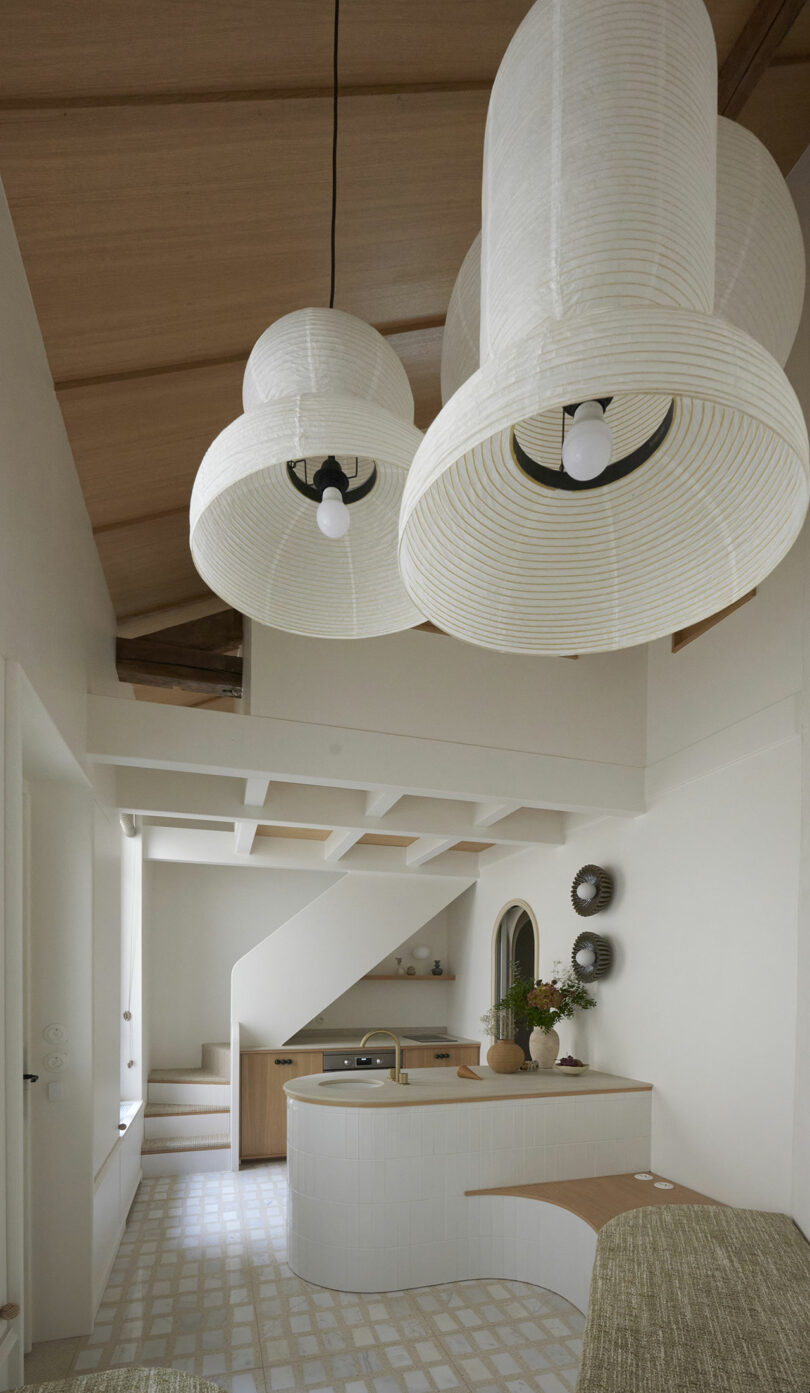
[1,0,808,698]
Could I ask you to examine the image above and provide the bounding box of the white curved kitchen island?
[284,1065,652,1307]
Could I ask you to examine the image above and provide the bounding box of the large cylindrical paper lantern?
[440,119,805,399]
[192,308,424,638]
[402,0,808,655]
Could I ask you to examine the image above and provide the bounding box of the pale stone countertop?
[284,1064,652,1107]
[242,1031,481,1052]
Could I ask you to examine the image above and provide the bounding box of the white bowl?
[553,1063,588,1076]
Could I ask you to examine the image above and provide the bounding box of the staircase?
[232,871,474,1048]
[142,1042,231,1176]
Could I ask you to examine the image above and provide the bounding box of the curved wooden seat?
[466,1170,722,1230]
[464,1172,722,1312]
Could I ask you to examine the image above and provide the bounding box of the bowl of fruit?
[554,1055,588,1075]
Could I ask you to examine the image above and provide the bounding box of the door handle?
[23,1073,39,1083]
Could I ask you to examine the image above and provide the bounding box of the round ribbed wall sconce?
[571,865,613,917]
[400,0,809,656]
[572,931,613,982]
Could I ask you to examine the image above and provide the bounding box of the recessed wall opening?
[492,899,539,1059]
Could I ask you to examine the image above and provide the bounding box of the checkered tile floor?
[55,1163,584,1393]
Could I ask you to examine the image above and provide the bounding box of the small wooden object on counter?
[240,1049,322,1160]
[487,1039,525,1074]
[457,1064,481,1080]
[401,1044,480,1070]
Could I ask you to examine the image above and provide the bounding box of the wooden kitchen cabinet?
[240,1050,322,1160]
[401,1044,480,1070]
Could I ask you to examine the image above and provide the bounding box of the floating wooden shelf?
[361,974,456,982]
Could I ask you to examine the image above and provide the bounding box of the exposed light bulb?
[562,401,613,481]
[575,947,596,968]
[316,486,350,539]
[576,881,597,902]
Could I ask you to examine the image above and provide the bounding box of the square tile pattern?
[30,1164,584,1393]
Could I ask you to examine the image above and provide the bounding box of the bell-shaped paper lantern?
[401,0,808,655]
[441,120,804,405]
[191,308,423,638]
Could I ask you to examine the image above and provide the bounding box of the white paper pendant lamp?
[191,308,424,638]
[402,0,809,656]
[441,117,805,406]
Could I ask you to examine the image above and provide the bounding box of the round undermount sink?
[318,1077,385,1088]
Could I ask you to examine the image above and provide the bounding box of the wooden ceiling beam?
[140,607,243,652]
[54,315,446,394]
[116,636,243,695]
[671,590,757,653]
[718,0,808,116]
[0,79,493,114]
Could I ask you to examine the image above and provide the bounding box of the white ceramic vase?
[529,1027,559,1069]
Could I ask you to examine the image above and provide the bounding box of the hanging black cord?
[329,0,339,309]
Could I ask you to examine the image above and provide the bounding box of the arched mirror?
[492,901,539,1058]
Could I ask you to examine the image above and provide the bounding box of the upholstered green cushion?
[577,1205,810,1392]
[19,1372,221,1393]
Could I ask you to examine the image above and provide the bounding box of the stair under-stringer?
[142,1042,231,1176]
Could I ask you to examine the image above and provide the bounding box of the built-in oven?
[322,1049,396,1072]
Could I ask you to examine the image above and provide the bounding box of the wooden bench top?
[466,1171,722,1231]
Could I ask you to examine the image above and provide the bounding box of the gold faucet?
[360,1029,409,1085]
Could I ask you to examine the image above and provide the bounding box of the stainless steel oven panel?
[322,1049,396,1071]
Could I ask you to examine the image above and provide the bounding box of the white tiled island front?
[284,1066,652,1307]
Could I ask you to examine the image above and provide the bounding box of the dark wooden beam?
[141,607,243,653]
[116,636,243,695]
[718,0,808,117]
[671,590,756,653]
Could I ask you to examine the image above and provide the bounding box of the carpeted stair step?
[145,1102,229,1117]
[142,1133,229,1155]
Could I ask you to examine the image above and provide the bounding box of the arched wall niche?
[491,898,539,1059]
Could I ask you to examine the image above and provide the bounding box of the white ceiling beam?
[234,820,258,855]
[143,826,479,878]
[323,828,364,863]
[244,775,270,808]
[406,836,457,867]
[114,768,565,846]
[90,695,644,816]
[474,799,522,827]
[364,789,402,818]
[117,596,231,639]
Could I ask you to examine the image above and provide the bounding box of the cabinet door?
[402,1044,481,1069]
[240,1051,322,1159]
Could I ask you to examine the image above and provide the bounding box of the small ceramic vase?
[395,957,405,975]
[431,960,443,976]
[486,1039,525,1074]
[529,1026,560,1069]
[406,965,416,976]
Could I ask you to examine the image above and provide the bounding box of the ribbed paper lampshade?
[402,0,809,656]
[441,119,804,400]
[191,308,424,638]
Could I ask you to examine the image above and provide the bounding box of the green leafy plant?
[482,960,596,1037]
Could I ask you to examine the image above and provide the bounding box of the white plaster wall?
[248,627,647,769]
[0,183,122,764]
[145,862,339,1066]
[0,185,127,1347]
[788,144,810,1239]
[312,913,454,1029]
[449,738,800,1214]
